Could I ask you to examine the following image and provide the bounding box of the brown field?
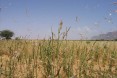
[0,40,117,78]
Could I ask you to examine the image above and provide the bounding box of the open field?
[0,40,117,78]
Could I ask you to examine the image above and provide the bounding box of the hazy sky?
[0,0,117,39]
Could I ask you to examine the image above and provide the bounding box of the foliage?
[15,37,20,40]
[0,30,14,40]
[115,39,117,41]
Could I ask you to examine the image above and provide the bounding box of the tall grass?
[0,23,117,78]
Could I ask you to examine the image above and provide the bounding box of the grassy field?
[0,39,117,78]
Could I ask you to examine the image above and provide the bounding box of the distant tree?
[0,30,14,40]
[15,37,20,40]
[100,39,105,41]
[115,39,117,41]
[0,31,1,40]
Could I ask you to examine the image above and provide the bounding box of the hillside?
[92,31,117,40]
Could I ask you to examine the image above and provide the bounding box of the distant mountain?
[92,31,117,40]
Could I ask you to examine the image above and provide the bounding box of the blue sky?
[0,0,117,39]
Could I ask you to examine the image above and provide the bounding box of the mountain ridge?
[92,30,117,40]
